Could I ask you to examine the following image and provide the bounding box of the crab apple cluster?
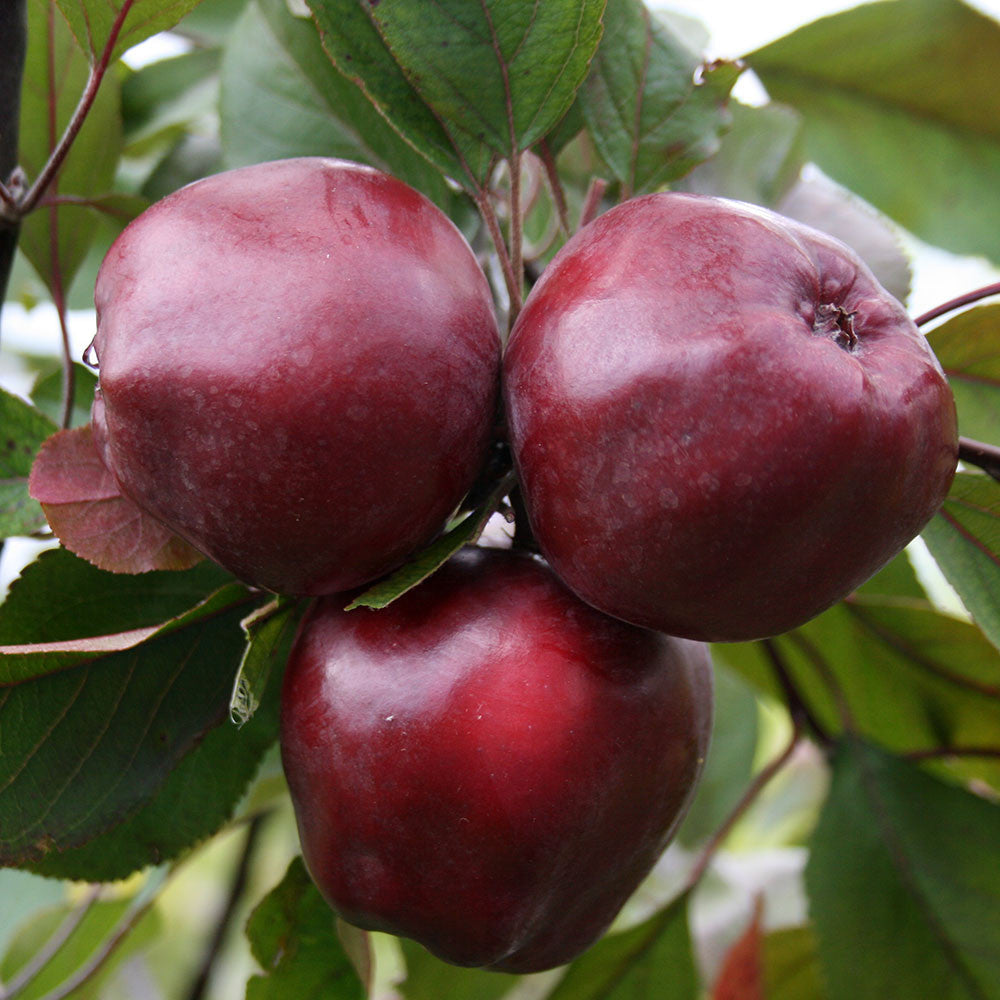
[82,158,956,972]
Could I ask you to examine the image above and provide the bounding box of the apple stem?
[958,436,1000,483]
[913,281,1000,328]
[685,724,802,891]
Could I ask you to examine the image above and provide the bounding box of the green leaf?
[806,738,1000,1000]
[579,0,739,197]
[749,0,1000,263]
[366,0,605,157]
[677,660,758,847]
[762,925,828,1000]
[0,895,160,1000]
[306,0,493,188]
[678,100,803,207]
[122,45,221,148]
[716,585,1000,793]
[0,388,56,539]
[927,303,1000,445]
[30,363,98,429]
[0,546,232,644]
[19,0,122,294]
[245,857,366,1000]
[922,472,1000,651]
[346,476,513,611]
[397,938,518,1000]
[229,595,304,727]
[0,576,257,866]
[546,893,698,1000]
[55,0,207,62]
[776,174,912,305]
[220,0,461,214]
[30,616,284,880]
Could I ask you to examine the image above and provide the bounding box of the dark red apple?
[90,157,500,595]
[503,193,958,642]
[280,546,712,973]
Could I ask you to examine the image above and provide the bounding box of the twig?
[0,886,102,1000]
[0,0,26,312]
[18,0,136,217]
[958,436,1000,483]
[507,150,524,328]
[474,187,519,320]
[537,139,570,236]
[914,281,1000,328]
[578,177,608,230]
[758,637,832,746]
[685,724,802,890]
[183,813,268,1000]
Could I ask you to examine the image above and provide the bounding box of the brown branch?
[958,437,1000,483]
[183,813,268,1000]
[685,725,802,890]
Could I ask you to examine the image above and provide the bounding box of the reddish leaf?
[29,425,203,574]
[714,896,765,1000]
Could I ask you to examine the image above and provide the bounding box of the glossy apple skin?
[91,158,500,595]
[280,546,712,973]
[504,193,958,642]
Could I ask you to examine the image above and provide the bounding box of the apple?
[503,193,958,642]
[280,546,712,973]
[90,158,500,595]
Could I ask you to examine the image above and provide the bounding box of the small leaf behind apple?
[29,424,204,574]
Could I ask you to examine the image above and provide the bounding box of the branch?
[914,281,1000,328]
[18,0,135,216]
[474,186,519,321]
[537,139,570,237]
[0,0,27,309]
[685,724,802,890]
[578,176,608,230]
[507,150,524,328]
[183,813,268,1000]
[958,436,1000,483]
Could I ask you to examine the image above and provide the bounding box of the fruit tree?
[1,1,999,998]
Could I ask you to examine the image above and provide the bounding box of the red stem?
[18,0,135,217]
[914,281,1000,328]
